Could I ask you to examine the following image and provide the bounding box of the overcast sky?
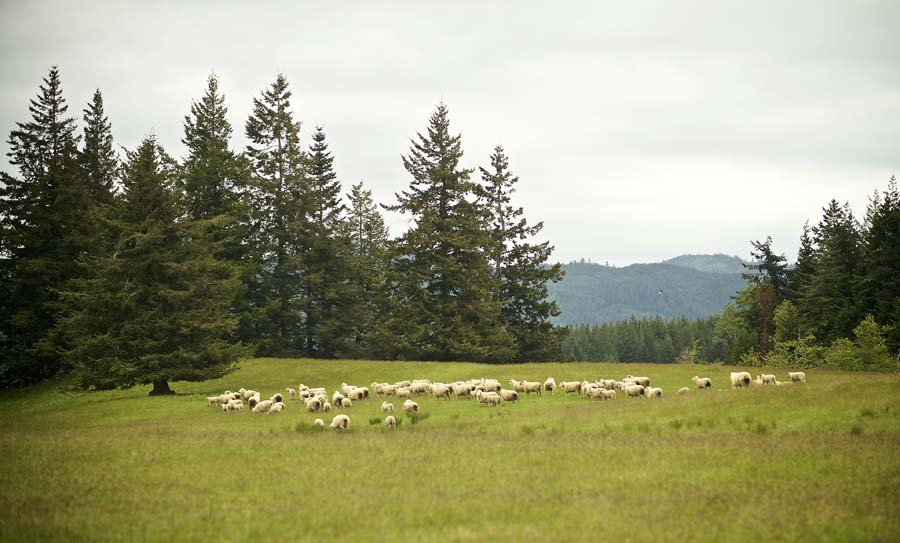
[2,1,898,266]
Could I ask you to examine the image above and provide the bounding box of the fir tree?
[80,88,118,204]
[243,74,307,355]
[379,104,513,361]
[0,67,92,387]
[478,145,564,361]
[58,136,248,394]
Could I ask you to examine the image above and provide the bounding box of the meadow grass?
[1,359,899,542]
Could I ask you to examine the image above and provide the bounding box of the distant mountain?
[548,256,746,326]
[663,253,747,275]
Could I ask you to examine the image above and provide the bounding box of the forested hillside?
[548,259,745,325]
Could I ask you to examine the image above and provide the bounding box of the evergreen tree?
[379,104,513,361]
[789,221,815,303]
[80,88,118,204]
[243,74,307,355]
[0,66,92,387]
[856,177,900,352]
[741,236,789,300]
[57,136,247,394]
[478,145,564,361]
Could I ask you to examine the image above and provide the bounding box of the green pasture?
[1,359,899,542]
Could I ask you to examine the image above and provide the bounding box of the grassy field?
[1,359,899,542]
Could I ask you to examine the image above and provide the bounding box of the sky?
[1,0,898,266]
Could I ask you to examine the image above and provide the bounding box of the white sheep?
[691,376,712,389]
[586,387,606,400]
[232,402,244,411]
[479,392,501,406]
[499,389,519,403]
[322,401,332,413]
[267,402,285,414]
[286,388,296,400]
[600,389,617,400]
[677,387,690,396]
[624,385,645,398]
[644,387,663,398]
[329,415,350,429]
[403,399,419,414]
[332,391,345,406]
[314,418,324,428]
[787,371,806,383]
[305,397,321,413]
[760,374,777,385]
[252,399,274,413]
[341,397,352,408]
[544,377,556,394]
[522,380,542,396]
[397,388,411,399]
[730,372,752,388]
[381,402,394,413]
[431,385,452,400]
[385,415,396,428]
[560,381,582,394]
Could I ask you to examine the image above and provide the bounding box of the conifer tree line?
[0,67,564,391]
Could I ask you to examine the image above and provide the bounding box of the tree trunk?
[149,380,175,396]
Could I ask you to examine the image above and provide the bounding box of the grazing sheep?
[586,387,606,400]
[760,374,777,385]
[332,391,345,406]
[232,402,244,411]
[329,415,350,429]
[730,372,752,388]
[305,398,321,413]
[269,393,283,404]
[341,398,352,408]
[385,415,396,428]
[381,402,394,413]
[267,402,285,414]
[560,381,582,394]
[314,418,324,428]
[775,380,793,386]
[397,388,411,399]
[522,380,542,396]
[403,400,419,414]
[481,381,502,393]
[382,384,398,396]
[349,388,366,401]
[644,387,663,398]
[624,385,645,398]
[322,401,332,413]
[479,392,501,406]
[677,387,690,396]
[544,377,556,394]
[286,388,296,400]
[691,376,712,389]
[787,371,806,383]
[431,385,452,400]
[625,375,651,387]
[453,384,471,398]
[600,389,617,400]
[395,380,412,388]
[499,389,519,403]
[410,382,430,395]
[252,399,274,413]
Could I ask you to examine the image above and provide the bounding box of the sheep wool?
[385,415,396,428]
[314,418,324,428]
[676,387,690,396]
[381,402,394,414]
[787,371,807,383]
[730,372,752,388]
[403,400,419,414]
[329,415,350,429]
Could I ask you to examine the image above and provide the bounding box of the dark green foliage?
[0,67,93,387]
[80,88,118,204]
[57,137,248,392]
[377,104,514,361]
[479,146,564,361]
[548,261,745,325]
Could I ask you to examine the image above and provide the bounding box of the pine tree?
[243,74,307,355]
[740,236,789,355]
[379,104,513,361]
[478,146,564,361]
[57,136,248,394]
[0,66,92,387]
[789,222,815,303]
[857,176,900,352]
[80,88,118,204]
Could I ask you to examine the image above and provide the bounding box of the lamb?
[509,379,525,393]
[329,415,350,429]
[403,399,419,414]
[499,389,519,403]
[760,374,777,385]
[322,401,332,413]
[544,377,556,394]
[730,372,752,388]
[252,399,274,413]
[624,385,645,398]
[691,376,712,389]
[341,398,352,408]
[522,380,542,396]
[286,388,296,400]
[385,415,396,428]
[381,402,394,413]
[267,402,285,414]
[787,371,806,383]
[397,388,411,399]
[314,418,324,428]
[677,387,690,396]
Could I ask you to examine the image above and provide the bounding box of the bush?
[824,338,860,371]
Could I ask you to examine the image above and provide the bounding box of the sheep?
[787,371,806,383]
[775,380,793,386]
[329,415,350,429]
[624,385,645,398]
[522,380,542,396]
[314,418,324,428]
[644,387,663,398]
[479,392,501,406]
[544,377,556,394]
[509,379,525,393]
[395,380,412,388]
[499,389,519,403]
[431,385,452,400]
[760,373,777,385]
[598,379,617,389]
[624,375,651,387]
[305,398,321,413]
[267,402,285,414]
[403,399,419,414]
[560,381,582,394]
[397,388,411,399]
[286,388,296,400]
[691,376,712,389]
[481,380,502,393]
[453,384,471,398]
[410,382,430,395]
[381,402,394,413]
[232,402,244,411]
[600,389,617,400]
[586,387,606,400]
[269,393,283,403]
[322,401,332,413]
[348,388,366,401]
[385,415,396,428]
[341,397,352,409]
[371,382,386,395]
[677,387,690,396]
[730,372,752,388]
[332,391,345,406]
[252,399,274,413]
[382,384,398,396]
[299,389,311,400]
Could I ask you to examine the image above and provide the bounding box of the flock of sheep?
[205,371,808,430]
